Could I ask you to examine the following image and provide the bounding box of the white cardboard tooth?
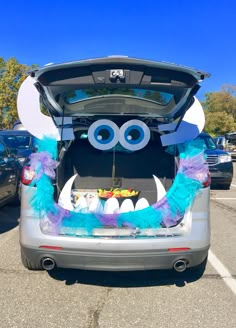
[120,199,134,213]
[135,198,149,210]
[58,174,78,210]
[103,198,120,214]
[153,175,167,201]
[89,197,104,214]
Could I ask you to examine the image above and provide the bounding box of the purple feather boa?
[29,151,59,181]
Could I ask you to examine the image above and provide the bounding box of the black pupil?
[129,129,140,140]
[99,129,110,140]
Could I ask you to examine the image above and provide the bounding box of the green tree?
[204,111,236,136]
[0,57,31,129]
[202,86,236,119]
[202,85,236,135]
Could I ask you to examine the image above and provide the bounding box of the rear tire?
[221,184,231,190]
[21,248,43,270]
[189,256,208,276]
[9,182,20,206]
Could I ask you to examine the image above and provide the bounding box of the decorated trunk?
[18,57,211,272]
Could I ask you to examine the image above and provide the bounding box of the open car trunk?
[17,56,210,237]
[53,127,190,237]
[58,129,175,204]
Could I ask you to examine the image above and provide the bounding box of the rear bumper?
[20,186,210,271]
[21,244,209,271]
[20,216,210,271]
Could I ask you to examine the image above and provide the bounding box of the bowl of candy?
[97,188,140,205]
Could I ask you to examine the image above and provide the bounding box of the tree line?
[0,57,236,136]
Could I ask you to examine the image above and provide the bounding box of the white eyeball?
[119,120,150,151]
[88,119,119,150]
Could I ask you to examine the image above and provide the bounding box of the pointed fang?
[153,175,167,201]
[58,174,78,211]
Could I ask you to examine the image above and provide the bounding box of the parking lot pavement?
[210,162,236,210]
[210,187,236,210]
[209,169,236,281]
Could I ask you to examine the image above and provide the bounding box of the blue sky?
[1,0,236,99]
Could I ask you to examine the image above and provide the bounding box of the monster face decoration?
[26,134,208,236]
[17,72,209,237]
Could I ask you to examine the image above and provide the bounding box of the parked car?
[0,140,21,207]
[0,130,36,167]
[18,56,211,273]
[213,133,236,161]
[199,132,233,189]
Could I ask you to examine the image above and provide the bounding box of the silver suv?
[17,56,211,273]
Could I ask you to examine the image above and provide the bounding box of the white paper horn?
[17,76,60,140]
[153,175,167,201]
[160,97,205,146]
[58,174,78,210]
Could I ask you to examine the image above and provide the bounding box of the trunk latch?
[110,69,125,82]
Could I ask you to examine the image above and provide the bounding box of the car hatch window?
[63,87,174,105]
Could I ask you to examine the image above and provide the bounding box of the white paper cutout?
[17,76,61,140]
[153,175,167,201]
[119,120,150,151]
[135,198,149,210]
[88,119,120,150]
[160,97,205,146]
[58,174,78,210]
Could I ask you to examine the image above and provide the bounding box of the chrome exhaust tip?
[173,259,188,272]
[41,257,56,271]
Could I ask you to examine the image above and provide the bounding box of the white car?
[18,56,211,273]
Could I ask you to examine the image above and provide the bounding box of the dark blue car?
[198,132,233,189]
[0,130,36,167]
[0,140,21,207]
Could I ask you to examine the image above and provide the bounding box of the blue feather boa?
[29,137,209,236]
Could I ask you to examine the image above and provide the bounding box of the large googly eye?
[88,119,119,150]
[119,120,150,151]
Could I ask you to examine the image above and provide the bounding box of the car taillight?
[168,247,190,252]
[21,166,36,185]
[202,172,211,188]
[39,245,62,250]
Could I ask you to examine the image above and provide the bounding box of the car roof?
[0,130,31,136]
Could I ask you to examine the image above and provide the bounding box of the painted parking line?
[211,198,236,200]
[208,249,236,296]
